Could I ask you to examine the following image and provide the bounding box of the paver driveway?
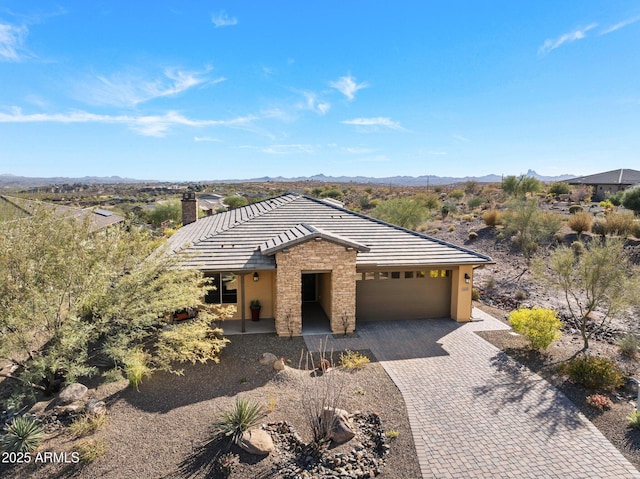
[304,308,640,479]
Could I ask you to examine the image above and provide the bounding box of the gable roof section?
[166,194,493,271]
[260,223,370,255]
[567,169,640,186]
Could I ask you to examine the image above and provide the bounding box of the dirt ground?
[0,334,420,479]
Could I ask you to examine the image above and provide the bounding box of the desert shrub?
[607,191,625,207]
[586,394,613,410]
[414,193,440,210]
[449,189,465,200]
[591,218,607,236]
[548,182,571,197]
[503,200,561,259]
[605,211,635,237]
[69,413,108,438]
[371,198,426,229]
[0,415,44,453]
[339,350,370,370]
[471,288,480,300]
[569,205,584,214]
[570,185,593,203]
[448,225,455,232]
[441,202,457,219]
[73,439,107,464]
[213,397,265,444]
[468,231,478,240]
[514,290,527,301]
[617,333,640,358]
[571,241,585,255]
[508,307,562,350]
[599,200,615,211]
[559,356,623,391]
[467,196,485,209]
[482,209,502,227]
[485,276,497,290]
[385,430,399,440]
[629,411,640,430]
[321,189,344,200]
[633,220,640,239]
[622,185,640,215]
[568,211,592,236]
[124,348,152,391]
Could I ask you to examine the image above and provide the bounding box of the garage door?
[356,270,452,321]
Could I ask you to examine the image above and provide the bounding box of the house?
[0,195,125,230]
[167,192,493,336]
[567,169,640,201]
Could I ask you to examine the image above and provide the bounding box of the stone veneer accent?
[274,239,357,336]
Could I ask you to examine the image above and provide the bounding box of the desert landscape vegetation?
[1,175,640,478]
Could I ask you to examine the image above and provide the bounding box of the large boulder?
[238,428,274,455]
[58,383,88,405]
[321,407,355,445]
[259,352,278,365]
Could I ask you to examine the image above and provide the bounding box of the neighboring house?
[167,192,493,336]
[567,169,640,201]
[0,195,125,230]
[197,193,224,216]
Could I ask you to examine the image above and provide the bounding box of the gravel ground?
[1,333,420,479]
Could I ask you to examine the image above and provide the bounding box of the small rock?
[260,352,278,365]
[239,428,274,455]
[85,399,107,416]
[321,407,355,445]
[58,383,88,405]
[273,358,285,371]
[56,400,85,414]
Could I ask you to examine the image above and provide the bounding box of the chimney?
[181,191,198,226]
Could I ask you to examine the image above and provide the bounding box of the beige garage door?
[356,270,452,321]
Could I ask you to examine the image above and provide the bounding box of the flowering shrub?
[586,394,612,410]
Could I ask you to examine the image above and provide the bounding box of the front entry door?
[301,273,317,302]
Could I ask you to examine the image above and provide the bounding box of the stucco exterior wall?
[450,265,473,321]
[274,239,357,336]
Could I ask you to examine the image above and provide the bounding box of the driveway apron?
[304,308,640,479]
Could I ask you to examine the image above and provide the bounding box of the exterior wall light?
[253,272,259,282]
[464,273,471,284]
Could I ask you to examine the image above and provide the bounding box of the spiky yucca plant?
[213,398,265,444]
[1,416,44,453]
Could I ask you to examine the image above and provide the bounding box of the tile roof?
[166,194,492,271]
[0,195,125,231]
[567,169,640,186]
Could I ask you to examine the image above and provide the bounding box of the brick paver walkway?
[304,309,640,479]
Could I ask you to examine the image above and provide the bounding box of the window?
[205,273,238,304]
[429,270,439,278]
[417,271,426,278]
[391,271,400,279]
[379,272,389,280]
[404,271,414,279]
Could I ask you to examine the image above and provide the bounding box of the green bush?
[449,189,465,200]
[213,397,265,444]
[508,307,562,350]
[629,410,640,430]
[471,288,480,300]
[571,241,585,255]
[633,220,640,239]
[548,182,571,197]
[69,413,108,438]
[559,356,623,391]
[124,348,152,391]
[569,205,584,214]
[1,416,44,453]
[467,196,485,209]
[617,333,640,358]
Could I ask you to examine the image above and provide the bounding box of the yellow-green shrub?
[339,350,370,370]
[558,356,623,391]
[568,211,592,236]
[508,307,562,350]
[482,209,502,227]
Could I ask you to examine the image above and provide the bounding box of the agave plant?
[1,415,44,453]
[213,397,265,444]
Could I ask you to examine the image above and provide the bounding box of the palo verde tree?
[622,185,640,216]
[0,208,229,403]
[371,197,427,230]
[502,198,561,261]
[533,239,640,351]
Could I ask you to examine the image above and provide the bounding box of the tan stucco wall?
[240,271,274,320]
[274,240,357,336]
[450,265,473,321]
[318,272,332,318]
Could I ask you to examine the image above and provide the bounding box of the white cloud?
[600,15,640,35]
[341,117,401,129]
[330,74,369,101]
[212,11,237,28]
[343,147,375,154]
[299,91,330,115]
[76,67,221,108]
[0,22,28,61]
[0,107,256,137]
[194,136,222,142]
[262,144,315,155]
[538,24,597,56]
[452,134,470,143]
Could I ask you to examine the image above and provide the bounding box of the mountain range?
[0,170,575,188]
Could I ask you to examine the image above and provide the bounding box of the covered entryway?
[302,272,332,334]
[356,270,452,321]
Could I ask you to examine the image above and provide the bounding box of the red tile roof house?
[166,192,493,335]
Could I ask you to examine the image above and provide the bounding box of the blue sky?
[1,1,639,181]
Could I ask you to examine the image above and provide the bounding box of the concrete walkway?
[304,309,640,479]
